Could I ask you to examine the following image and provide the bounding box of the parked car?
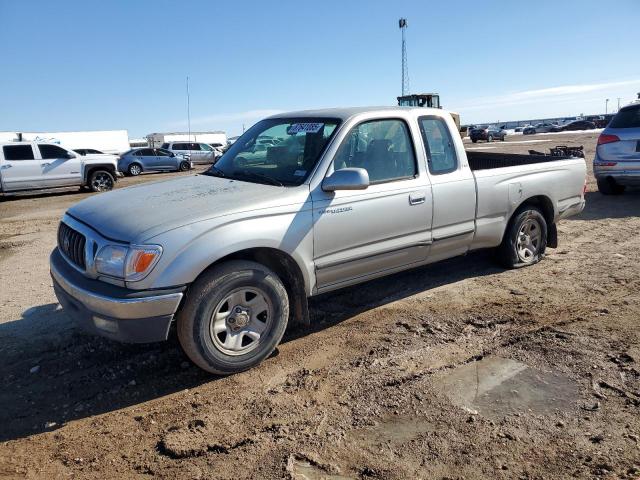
[0,142,118,195]
[161,142,218,164]
[74,148,106,156]
[50,106,587,374]
[469,125,506,142]
[561,120,596,131]
[593,102,640,194]
[523,123,560,135]
[118,148,192,176]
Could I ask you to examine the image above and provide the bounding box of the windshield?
[206,117,340,186]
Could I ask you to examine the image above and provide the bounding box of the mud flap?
[547,223,558,248]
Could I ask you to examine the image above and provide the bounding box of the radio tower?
[399,18,409,96]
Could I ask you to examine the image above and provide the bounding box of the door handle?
[0,164,12,169]
[409,193,426,205]
[41,162,51,167]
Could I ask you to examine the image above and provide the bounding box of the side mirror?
[322,168,369,192]
[66,152,77,159]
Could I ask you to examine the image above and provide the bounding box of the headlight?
[95,244,162,281]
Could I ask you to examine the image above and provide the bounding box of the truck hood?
[67,175,307,242]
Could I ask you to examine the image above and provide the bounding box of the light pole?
[186,76,191,143]
[617,97,621,112]
[605,98,609,115]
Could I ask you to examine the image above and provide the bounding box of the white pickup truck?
[0,142,119,195]
[50,107,587,374]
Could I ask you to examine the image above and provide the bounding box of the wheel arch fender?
[84,163,117,184]
[504,194,556,247]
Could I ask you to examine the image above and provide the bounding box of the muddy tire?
[177,260,289,375]
[597,177,625,195]
[88,169,115,192]
[498,207,547,269]
[487,134,493,142]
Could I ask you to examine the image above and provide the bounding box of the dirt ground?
[1,132,639,479]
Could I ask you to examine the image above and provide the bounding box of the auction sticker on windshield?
[287,123,324,134]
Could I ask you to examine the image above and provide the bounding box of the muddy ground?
[0,132,639,479]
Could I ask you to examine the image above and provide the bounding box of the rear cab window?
[3,145,35,160]
[418,116,458,174]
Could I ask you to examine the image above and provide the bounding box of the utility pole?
[399,18,409,96]
[617,97,621,112]
[186,76,192,142]
[605,98,609,115]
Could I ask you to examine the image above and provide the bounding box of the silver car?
[594,101,640,194]
[118,148,192,176]
[161,142,219,164]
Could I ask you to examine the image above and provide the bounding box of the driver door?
[311,118,432,292]
[37,144,82,187]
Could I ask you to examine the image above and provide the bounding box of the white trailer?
[0,130,130,154]
[146,131,227,148]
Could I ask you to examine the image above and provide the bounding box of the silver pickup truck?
[50,107,586,374]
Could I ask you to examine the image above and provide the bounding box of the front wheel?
[487,135,494,142]
[498,207,547,268]
[128,163,142,176]
[177,260,289,375]
[88,170,115,192]
[179,161,191,172]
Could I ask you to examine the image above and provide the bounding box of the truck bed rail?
[466,151,573,171]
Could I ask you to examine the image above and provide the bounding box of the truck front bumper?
[50,249,184,343]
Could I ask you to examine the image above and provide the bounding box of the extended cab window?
[333,119,417,184]
[419,116,458,174]
[3,145,35,160]
[38,144,70,159]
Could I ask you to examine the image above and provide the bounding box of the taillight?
[597,134,620,145]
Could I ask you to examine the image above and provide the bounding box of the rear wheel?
[128,163,142,176]
[597,177,625,195]
[177,260,289,375]
[498,207,547,268]
[88,170,115,192]
[471,139,477,143]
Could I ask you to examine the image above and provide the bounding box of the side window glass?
[189,143,201,151]
[333,119,417,184]
[200,143,213,151]
[419,117,458,175]
[38,144,69,159]
[3,145,35,160]
[138,149,154,156]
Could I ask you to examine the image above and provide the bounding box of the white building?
[146,131,227,148]
[0,130,130,154]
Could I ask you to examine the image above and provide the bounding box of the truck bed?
[466,151,574,171]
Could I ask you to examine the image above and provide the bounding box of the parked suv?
[118,148,193,176]
[0,142,118,195]
[161,142,219,164]
[594,102,640,194]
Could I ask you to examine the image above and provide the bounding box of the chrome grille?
[57,222,86,270]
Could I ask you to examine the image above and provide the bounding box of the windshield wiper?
[201,166,228,178]
[232,170,284,187]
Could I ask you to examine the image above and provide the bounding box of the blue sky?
[1,0,639,137]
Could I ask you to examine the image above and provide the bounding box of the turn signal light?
[131,251,158,273]
[597,134,620,145]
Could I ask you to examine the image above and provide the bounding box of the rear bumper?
[50,249,184,343]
